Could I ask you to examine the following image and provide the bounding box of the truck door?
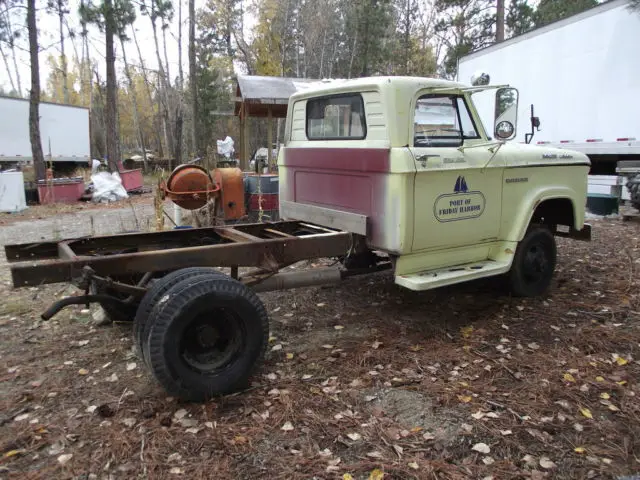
[409,93,503,252]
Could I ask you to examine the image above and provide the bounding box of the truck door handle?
[416,155,440,162]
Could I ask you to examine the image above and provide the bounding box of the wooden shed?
[234,75,319,170]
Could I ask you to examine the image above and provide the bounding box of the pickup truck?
[279,74,592,297]
[5,74,592,401]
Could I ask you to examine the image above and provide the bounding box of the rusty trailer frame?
[6,221,354,287]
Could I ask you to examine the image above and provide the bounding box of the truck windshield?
[414,95,479,147]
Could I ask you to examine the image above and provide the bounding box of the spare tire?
[145,275,269,401]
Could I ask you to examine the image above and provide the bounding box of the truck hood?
[498,142,591,166]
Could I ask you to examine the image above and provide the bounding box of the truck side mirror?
[494,87,519,141]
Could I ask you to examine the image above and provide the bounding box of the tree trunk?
[0,44,16,94]
[496,0,505,42]
[120,36,148,171]
[4,12,23,97]
[104,0,120,172]
[150,16,173,161]
[162,25,172,88]
[178,0,184,88]
[27,0,46,181]
[132,26,164,158]
[58,0,69,104]
[189,0,199,156]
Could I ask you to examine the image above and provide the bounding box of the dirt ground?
[0,203,639,480]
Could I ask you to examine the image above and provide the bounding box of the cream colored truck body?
[278,76,590,291]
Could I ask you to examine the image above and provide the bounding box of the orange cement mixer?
[159,164,246,220]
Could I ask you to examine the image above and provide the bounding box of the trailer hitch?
[41,294,133,321]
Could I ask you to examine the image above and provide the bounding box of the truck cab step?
[395,260,511,291]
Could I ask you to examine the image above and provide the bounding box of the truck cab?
[278,76,591,296]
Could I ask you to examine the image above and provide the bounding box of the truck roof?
[289,76,467,101]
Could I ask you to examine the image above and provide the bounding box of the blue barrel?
[244,174,279,194]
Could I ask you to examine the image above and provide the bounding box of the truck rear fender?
[505,188,582,242]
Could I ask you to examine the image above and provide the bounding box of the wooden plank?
[214,227,264,243]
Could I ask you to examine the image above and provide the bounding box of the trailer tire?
[509,227,557,297]
[146,275,269,401]
[133,267,226,364]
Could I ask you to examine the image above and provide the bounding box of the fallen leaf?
[302,374,312,380]
[483,456,495,465]
[57,453,73,465]
[372,341,383,349]
[126,362,137,371]
[167,453,183,462]
[334,325,344,330]
[600,393,610,400]
[4,449,25,458]
[367,451,384,459]
[408,461,419,470]
[458,395,472,403]
[393,444,403,457]
[423,432,435,441]
[461,326,474,338]
[368,468,385,479]
[317,303,326,307]
[601,458,612,465]
[579,407,593,419]
[574,423,584,432]
[281,421,294,431]
[347,433,362,441]
[539,457,556,469]
[122,418,136,428]
[500,430,513,436]
[286,353,294,360]
[472,443,490,454]
[528,342,540,350]
[563,373,576,383]
[409,345,422,352]
[343,475,354,480]
[471,411,485,420]
[574,447,586,454]
[607,404,620,412]
[78,368,89,375]
[86,405,97,413]
[617,380,627,386]
[170,467,184,475]
[595,376,605,382]
[77,340,89,346]
[271,344,283,352]
[14,413,30,422]
[106,373,118,382]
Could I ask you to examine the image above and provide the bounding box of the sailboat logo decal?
[433,176,486,222]
[454,176,469,193]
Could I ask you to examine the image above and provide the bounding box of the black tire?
[509,227,557,297]
[133,267,226,364]
[145,275,269,401]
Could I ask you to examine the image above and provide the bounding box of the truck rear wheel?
[509,227,557,297]
[133,267,226,365]
[145,275,269,401]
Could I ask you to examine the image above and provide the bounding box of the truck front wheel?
[509,227,557,297]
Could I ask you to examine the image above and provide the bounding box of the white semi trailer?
[458,0,640,176]
[0,96,90,164]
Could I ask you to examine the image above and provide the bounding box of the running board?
[395,260,511,291]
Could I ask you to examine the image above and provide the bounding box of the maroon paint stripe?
[283,148,391,173]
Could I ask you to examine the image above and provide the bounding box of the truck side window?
[414,95,479,147]
[306,94,366,140]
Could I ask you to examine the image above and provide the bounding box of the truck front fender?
[503,186,582,242]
